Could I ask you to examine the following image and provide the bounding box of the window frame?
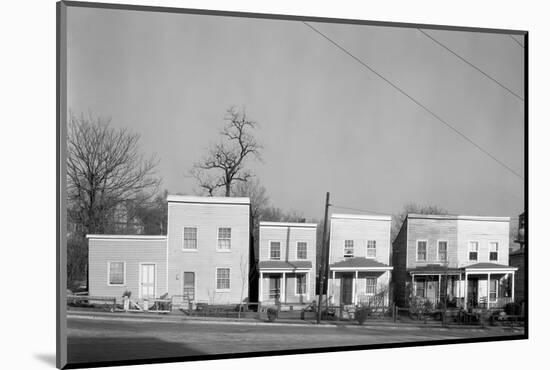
[343,240,354,258]
[416,240,428,262]
[489,278,498,302]
[415,278,426,298]
[366,240,376,258]
[295,273,307,295]
[365,277,377,295]
[182,226,198,251]
[269,241,281,261]
[215,267,231,292]
[437,240,448,262]
[296,241,308,260]
[182,270,196,301]
[468,241,479,262]
[217,227,232,252]
[489,241,499,262]
[107,261,126,286]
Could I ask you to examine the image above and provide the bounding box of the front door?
[341,274,353,305]
[183,272,195,302]
[140,264,156,299]
[269,276,281,301]
[468,278,478,307]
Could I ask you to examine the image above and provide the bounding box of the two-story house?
[87,195,251,306]
[257,221,317,307]
[166,195,250,305]
[327,214,393,306]
[392,214,517,309]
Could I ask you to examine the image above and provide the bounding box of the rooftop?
[258,260,313,270]
[167,195,250,205]
[259,221,317,228]
[330,257,392,269]
[408,213,510,222]
[86,234,167,240]
[331,213,391,221]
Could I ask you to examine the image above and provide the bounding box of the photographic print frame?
[57,1,528,368]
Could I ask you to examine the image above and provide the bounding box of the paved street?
[67,317,523,364]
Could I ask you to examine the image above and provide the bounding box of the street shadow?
[34,353,56,367]
[67,336,205,365]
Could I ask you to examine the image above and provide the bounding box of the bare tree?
[191,107,262,196]
[67,112,161,235]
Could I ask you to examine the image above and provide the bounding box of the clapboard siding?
[392,219,409,306]
[167,200,250,304]
[457,219,510,267]
[88,238,167,302]
[329,217,391,265]
[406,218,458,268]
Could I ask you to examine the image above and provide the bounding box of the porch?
[258,260,313,305]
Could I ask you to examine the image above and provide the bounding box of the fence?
[67,295,117,312]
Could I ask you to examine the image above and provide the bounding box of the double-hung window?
[489,279,498,301]
[469,241,479,261]
[344,240,354,258]
[108,262,125,285]
[367,240,376,258]
[417,241,427,261]
[216,268,230,290]
[270,242,281,260]
[297,242,307,259]
[217,227,231,250]
[183,227,197,250]
[438,241,448,262]
[365,277,377,295]
[489,242,499,261]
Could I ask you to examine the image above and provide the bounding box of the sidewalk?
[66,308,524,333]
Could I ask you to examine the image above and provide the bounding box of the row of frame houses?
[87,195,519,310]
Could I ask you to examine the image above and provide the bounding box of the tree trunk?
[225,183,231,197]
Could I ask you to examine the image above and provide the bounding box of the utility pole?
[317,192,330,324]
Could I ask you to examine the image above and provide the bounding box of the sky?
[66,7,525,221]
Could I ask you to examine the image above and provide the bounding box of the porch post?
[487,272,491,309]
[281,272,286,303]
[326,269,330,303]
[332,270,336,305]
[307,271,311,302]
[352,270,358,305]
[464,272,468,309]
[511,271,515,302]
[413,274,416,297]
[259,271,263,303]
[438,274,441,304]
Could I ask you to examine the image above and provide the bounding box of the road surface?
[67,317,522,365]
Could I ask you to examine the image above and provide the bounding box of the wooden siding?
[259,272,313,304]
[406,218,459,268]
[166,201,250,304]
[392,219,409,306]
[329,217,391,265]
[330,271,391,306]
[88,238,167,303]
[456,219,510,267]
[258,224,316,302]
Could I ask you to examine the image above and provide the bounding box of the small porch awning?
[409,264,462,276]
[464,262,518,274]
[329,257,392,272]
[258,260,312,272]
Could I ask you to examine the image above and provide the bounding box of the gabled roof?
[330,257,391,269]
[407,214,510,222]
[408,264,462,274]
[259,221,317,228]
[331,213,391,221]
[465,262,517,270]
[258,260,312,270]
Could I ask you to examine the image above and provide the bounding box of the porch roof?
[464,262,518,273]
[329,257,392,271]
[258,260,312,270]
[408,264,462,275]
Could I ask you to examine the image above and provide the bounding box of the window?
[416,279,425,298]
[183,272,195,300]
[489,278,498,301]
[217,227,231,250]
[417,241,427,261]
[297,242,307,259]
[438,241,448,261]
[183,227,197,249]
[366,277,377,295]
[296,274,307,294]
[469,241,479,261]
[367,240,376,258]
[216,268,230,290]
[108,262,124,285]
[344,240,354,258]
[270,242,281,260]
[489,242,499,261]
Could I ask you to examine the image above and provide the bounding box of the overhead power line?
[302,21,524,181]
[508,34,525,49]
[331,204,391,216]
[418,28,524,101]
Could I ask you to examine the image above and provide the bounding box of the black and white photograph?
[55,0,529,368]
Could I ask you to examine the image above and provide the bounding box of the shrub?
[504,302,522,316]
[122,290,132,298]
[267,307,278,322]
[355,306,372,325]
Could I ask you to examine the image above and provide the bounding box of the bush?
[504,302,522,316]
[267,307,278,322]
[355,306,372,325]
